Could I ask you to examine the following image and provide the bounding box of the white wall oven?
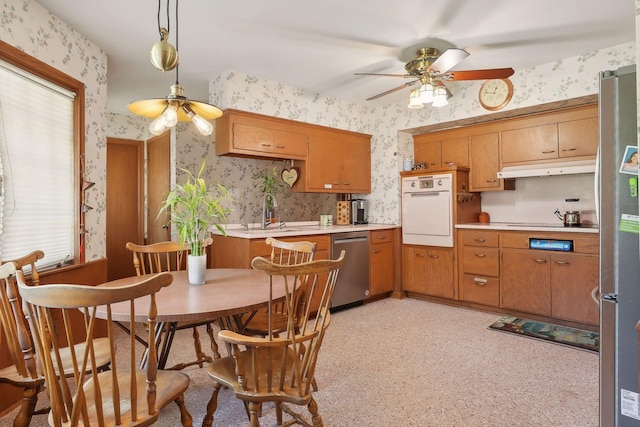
[402,173,453,247]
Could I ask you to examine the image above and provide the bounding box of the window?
[0,41,84,270]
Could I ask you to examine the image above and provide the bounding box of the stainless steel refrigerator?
[599,64,640,426]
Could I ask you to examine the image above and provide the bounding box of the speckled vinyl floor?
[1,298,599,426]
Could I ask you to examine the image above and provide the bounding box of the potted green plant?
[159,160,231,284]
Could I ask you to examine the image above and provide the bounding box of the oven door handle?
[405,192,443,197]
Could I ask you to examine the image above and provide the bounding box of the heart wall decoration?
[281,167,299,187]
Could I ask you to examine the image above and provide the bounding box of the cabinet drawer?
[462,231,499,247]
[462,247,499,276]
[370,229,394,244]
[460,274,499,306]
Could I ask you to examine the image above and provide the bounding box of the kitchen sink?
[245,225,323,233]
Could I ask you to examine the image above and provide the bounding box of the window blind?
[0,60,75,270]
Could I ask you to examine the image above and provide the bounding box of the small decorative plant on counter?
[253,166,285,205]
[158,161,232,283]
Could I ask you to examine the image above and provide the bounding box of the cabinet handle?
[485,179,497,183]
[275,145,286,149]
[533,258,548,264]
[416,253,426,258]
[474,238,486,243]
[377,236,387,240]
[372,249,380,254]
[429,162,439,166]
[541,150,556,154]
[332,182,340,185]
[473,277,488,286]
[429,254,439,259]
[562,148,577,152]
[474,253,486,258]
[554,260,570,265]
[260,143,272,147]
[343,182,351,186]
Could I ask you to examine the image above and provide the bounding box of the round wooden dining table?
[96,268,283,369]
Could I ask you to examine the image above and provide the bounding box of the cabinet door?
[426,248,454,299]
[307,135,343,190]
[501,250,551,315]
[551,253,599,325]
[441,137,469,168]
[469,133,501,191]
[501,124,558,163]
[558,117,598,158]
[415,140,441,169]
[342,135,371,193]
[370,241,394,296]
[402,246,428,294]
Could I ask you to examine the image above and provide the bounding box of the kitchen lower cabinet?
[458,230,500,306]
[501,249,552,316]
[550,252,599,325]
[402,245,454,299]
[369,229,395,297]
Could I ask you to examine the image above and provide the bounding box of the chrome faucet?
[261,193,278,229]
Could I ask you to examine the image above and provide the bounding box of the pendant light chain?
[175,0,179,85]
[156,0,171,39]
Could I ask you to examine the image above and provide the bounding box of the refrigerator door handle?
[600,292,618,303]
[594,145,600,224]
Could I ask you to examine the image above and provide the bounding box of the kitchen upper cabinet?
[501,124,558,164]
[414,134,469,170]
[469,132,514,192]
[295,129,371,193]
[216,109,308,160]
[369,229,395,297]
[500,104,598,165]
[402,245,455,299]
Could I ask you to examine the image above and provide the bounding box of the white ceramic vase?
[187,254,207,285]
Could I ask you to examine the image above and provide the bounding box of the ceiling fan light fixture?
[407,88,424,109]
[432,86,448,107]
[418,82,434,104]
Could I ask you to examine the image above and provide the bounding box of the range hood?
[497,159,596,179]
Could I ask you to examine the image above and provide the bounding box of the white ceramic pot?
[187,254,207,285]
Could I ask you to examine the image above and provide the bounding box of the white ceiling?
[35,0,636,115]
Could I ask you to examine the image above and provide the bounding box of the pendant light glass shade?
[418,82,434,104]
[407,88,424,109]
[432,86,448,107]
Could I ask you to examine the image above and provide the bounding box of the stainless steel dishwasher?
[331,231,369,309]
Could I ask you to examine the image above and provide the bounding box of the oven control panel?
[529,238,574,252]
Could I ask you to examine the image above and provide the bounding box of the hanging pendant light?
[128,0,222,136]
[407,88,424,109]
[432,86,449,107]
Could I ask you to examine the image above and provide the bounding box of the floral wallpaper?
[2,0,638,261]
[1,0,107,261]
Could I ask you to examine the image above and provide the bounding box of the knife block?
[336,201,350,225]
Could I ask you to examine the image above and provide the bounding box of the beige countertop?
[455,222,599,234]
[211,222,398,239]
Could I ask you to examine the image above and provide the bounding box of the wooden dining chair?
[202,250,345,427]
[243,237,317,337]
[17,270,193,427]
[125,238,221,370]
[0,251,111,427]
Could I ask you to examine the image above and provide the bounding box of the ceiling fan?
[355,46,514,105]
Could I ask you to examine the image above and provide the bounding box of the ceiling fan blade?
[426,48,469,73]
[354,72,412,78]
[366,80,419,101]
[443,68,515,81]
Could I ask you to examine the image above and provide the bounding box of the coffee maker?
[350,199,368,224]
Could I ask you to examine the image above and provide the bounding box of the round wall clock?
[479,78,514,111]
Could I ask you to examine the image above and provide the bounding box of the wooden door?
[370,240,394,296]
[414,139,441,169]
[501,124,558,163]
[469,132,501,191]
[441,136,469,167]
[501,250,551,315]
[558,117,599,158]
[106,138,144,281]
[402,245,428,293]
[426,248,454,299]
[551,253,599,325]
[147,131,171,244]
[307,135,342,191]
[342,135,371,193]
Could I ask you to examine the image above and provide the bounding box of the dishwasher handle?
[333,237,369,244]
